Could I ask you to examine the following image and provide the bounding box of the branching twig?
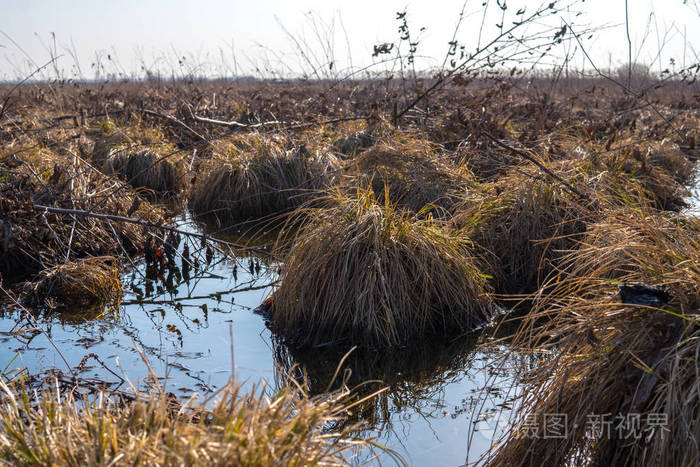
[565,20,687,141]
[0,57,60,122]
[141,109,208,143]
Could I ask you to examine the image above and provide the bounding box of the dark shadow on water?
[277,333,482,431]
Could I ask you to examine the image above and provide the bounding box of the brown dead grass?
[480,209,700,466]
[0,371,397,466]
[451,164,590,295]
[271,187,492,349]
[21,256,122,308]
[191,138,340,225]
[103,149,184,196]
[345,137,476,215]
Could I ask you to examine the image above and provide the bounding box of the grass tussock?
[191,142,340,225]
[271,188,492,349]
[21,256,122,308]
[0,375,391,466]
[346,138,476,215]
[104,149,184,196]
[450,135,696,295]
[481,209,700,466]
[566,138,695,211]
[646,139,697,185]
[451,164,590,295]
[597,148,690,210]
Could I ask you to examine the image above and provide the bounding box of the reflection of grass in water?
[274,333,493,431]
[204,218,282,260]
[51,302,121,326]
[100,229,279,393]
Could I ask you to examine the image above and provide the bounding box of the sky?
[1,0,699,80]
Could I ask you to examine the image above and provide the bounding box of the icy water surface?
[0,215,519,466]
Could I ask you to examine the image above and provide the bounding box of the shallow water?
[0,214,518,466]
[687,167,700,215]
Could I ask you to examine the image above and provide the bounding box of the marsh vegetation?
[1,2,699,464]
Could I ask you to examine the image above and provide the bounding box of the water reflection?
[274,334,523,465]
[0,214,278,396]
[0,213,526,465]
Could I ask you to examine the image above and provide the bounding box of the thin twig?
[193,113,368,131]
[141,109,208,143]
[482,131,587,200]
[565,20,686,141]
[33,204,272,256]
[192,114,285,128]
[0,57,60,122]
[9,154,49,192]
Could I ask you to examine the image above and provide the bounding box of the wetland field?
[0,74,698,466]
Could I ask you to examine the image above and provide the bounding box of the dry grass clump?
[646,140,697,185]
[585,141,695,210]
[0,376,391,466]
[451,165,590,295]
[86,119,178,164]
[641,323,700,467]
[450,135,695,295]
[480,209,700,466]
[331,132,374,157]
[21,256,122,308]
[104,149,184,196]
[191,143,340,225]
[452,141,526,181]
[610,157,688,210]
[271,188,492,349]
[85,119,131,162]
[205,132,288,162]
[346,139,476,215]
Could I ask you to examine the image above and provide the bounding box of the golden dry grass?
[271,187,492,349]
[22,256,122,308]
[451,164,590,295]
[191,139,340,225]
[480,209,700,466]
[0,372,397,466]
[345,138,476,215]
[103,149,184,196]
